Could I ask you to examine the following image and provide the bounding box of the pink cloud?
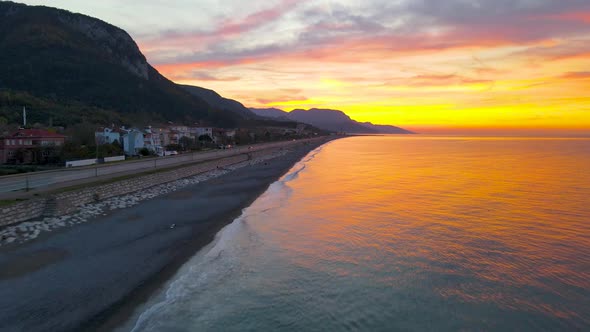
[138,0,302,52]
[256,95,308,105]
[560,72,590,79]
[217,0,301,37]
[145,3,590,79]
[544,11,590,24]
[403,74,493,87]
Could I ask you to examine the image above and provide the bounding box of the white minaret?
[23,106,27,127]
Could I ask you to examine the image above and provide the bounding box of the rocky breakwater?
[0,146,291,246]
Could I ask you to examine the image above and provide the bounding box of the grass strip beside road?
[0,147,264,207]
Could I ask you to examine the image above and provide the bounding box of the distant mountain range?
[0,1,253,127]
[248,108,292,121]
[0,1,411,134]
[250,108,414,134]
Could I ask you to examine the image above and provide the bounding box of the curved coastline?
[0,137,340,332]
[123,140,330,332]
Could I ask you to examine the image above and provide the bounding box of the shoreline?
[0,137,337,332]
[1,138,327,233]
[0,145,287,246]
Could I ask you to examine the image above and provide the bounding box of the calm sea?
[129,136,590,331]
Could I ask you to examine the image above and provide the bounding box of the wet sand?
[0,139,330,332]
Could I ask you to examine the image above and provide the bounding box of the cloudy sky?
[20,0,590,133]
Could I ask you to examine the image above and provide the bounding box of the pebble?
[0,151,288,247]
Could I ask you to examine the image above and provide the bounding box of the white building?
[224,129,236,139]
[95,127,122,145]
[151,127,171,148]
[169,126,189,136]
[190,127,214,141]
[122,129,145,155]
[143,127,163,155]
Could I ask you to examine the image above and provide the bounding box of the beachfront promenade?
[0,139,315,195]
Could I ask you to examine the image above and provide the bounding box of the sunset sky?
[21,0,590,134]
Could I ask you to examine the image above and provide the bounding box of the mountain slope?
[0,1,241,127]
[289,109,377,133]
[251,107,413,134]
[359,122,414,134]
[179,85,256,119]
[250,108,291,121]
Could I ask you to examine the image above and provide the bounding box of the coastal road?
[0,139,319,196]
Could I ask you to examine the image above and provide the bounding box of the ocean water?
[129,136,590,331]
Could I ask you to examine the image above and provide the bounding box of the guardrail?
[0,139,318,194]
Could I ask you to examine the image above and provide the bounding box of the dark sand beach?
[0,139,329,332]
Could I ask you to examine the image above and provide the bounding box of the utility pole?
[22,106,26,128]
[95,135,99,160]
[95,128,100,176]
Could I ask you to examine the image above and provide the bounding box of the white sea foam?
[0,149,289,247]
[129,214,249,331]
[127,136,590,331]
[128,145,324,331]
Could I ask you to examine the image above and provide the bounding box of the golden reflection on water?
[260,136,590,326]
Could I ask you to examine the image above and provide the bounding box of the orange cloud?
[153,28,574,76]
[138,3,590,133]
[257,96,308,105]
[155,58,261,79]
[560,72,590,79]
[403,75,493,87]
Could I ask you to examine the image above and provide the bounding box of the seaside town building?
[212,128,236,144]
[121,129,145,156]
[167,130,181,145]
[169,125,189,134]
[94,126,167,156]
[0,129,66,164]
[296,123,307,135]
[95,127,123,145]
[90,124,288,157]
[151,127,171,148]
[143,127,163,155]
[189,127,214,141]
[1,120,310,163]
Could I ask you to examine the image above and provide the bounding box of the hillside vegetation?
[0,1,241,128]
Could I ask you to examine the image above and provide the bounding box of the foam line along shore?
[0,136,341,332]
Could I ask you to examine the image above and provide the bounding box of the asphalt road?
[0,139,317,195]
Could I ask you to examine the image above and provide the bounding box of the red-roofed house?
[0,129,66,164]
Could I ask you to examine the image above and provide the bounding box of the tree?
[165,144,181,152]
[98,142,124,157]
[198,134,212,142]
[60,142,92,162]
[64,122,96,146]
[111,140,123,154]
[0,116,10,135]
[139,147,150,156]
[179,136,194,151]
